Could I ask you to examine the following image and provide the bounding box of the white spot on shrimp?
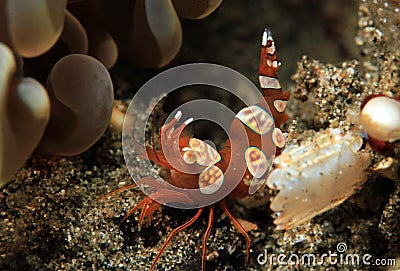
[182,149,200,164]
[259,76,281,89]
[187,138,221,166]
[244,146,270,178]
[272,128,286,148]
[273,100,288,113]
[236,105,274,135]
[199,165,224,194]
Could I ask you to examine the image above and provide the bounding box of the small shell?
[360,96,400,143]
[266,128,371,230]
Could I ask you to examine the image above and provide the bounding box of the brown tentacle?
[119,196,150,226]
[137,198,161,230]
[150,208,204,271]
[97,183,137,201]
[142,200,162,227]
[138,201,149,230]
[220,201,251,265]
[202,206,214,271]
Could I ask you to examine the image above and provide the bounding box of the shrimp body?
[102,29,290,271]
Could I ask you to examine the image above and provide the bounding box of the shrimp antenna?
[150,208,204,271]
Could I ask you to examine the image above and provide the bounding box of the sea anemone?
[0,0,222,185]
[87,0,223,68]
[38,54,114,156]
[0,42,50,187]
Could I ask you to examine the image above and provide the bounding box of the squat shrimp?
[100,28,290,270]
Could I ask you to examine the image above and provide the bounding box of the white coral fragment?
[266,128,371,230]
